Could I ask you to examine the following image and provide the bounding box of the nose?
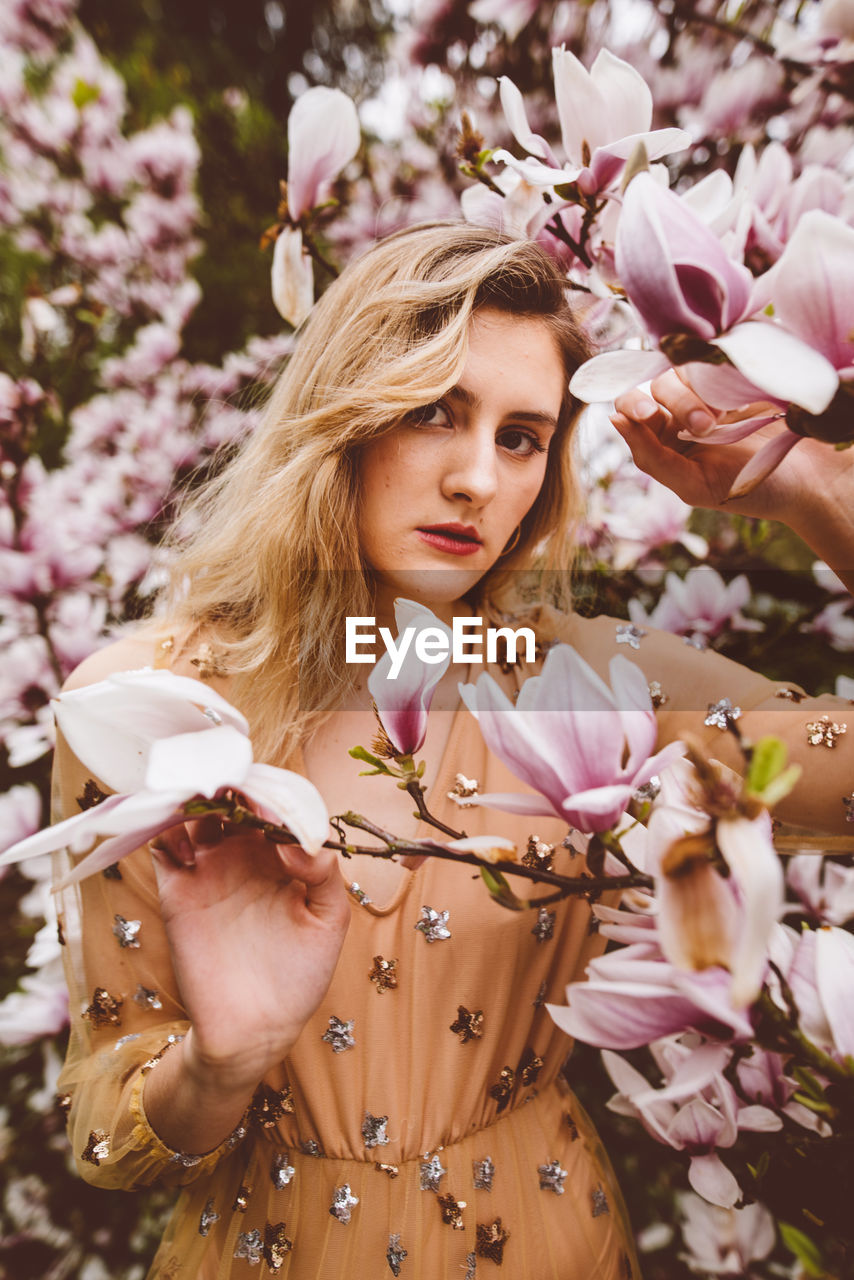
[440,423,499,506]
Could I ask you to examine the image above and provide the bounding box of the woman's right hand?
[149,816,350,1097]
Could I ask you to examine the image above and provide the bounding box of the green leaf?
[72,78,101,110]
[349,745,389,773]
[745,735,788,792]
[479,866,525,911]
[778,1222,826,1277]
[761,763,802,808]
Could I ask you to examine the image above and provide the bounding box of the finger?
[609,413,699,499]
[275,843,348,919]
[649,369,716,437]
[186,813,225,849]
[612,387,670,429]
[150,824,196,867]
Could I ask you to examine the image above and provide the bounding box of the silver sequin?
[592,1186,610,1217]
[198,1198,219,1237]
[112,914,141,948]
[234,1228,263,1263]
[133,984,162,1010]
[420,1153,447,1191]
[203,707,223,725]
[362,1112,390,1148]
[415,905,451,943]
[632,776,660,804]
[533,981,547,1009]
[113,1033,141,1051]
[616,623,646,650]
[472,1157,495,1191]
[330,1183,359,1224]
[704,698,742,730]
[531,906,556,943]
[843,794,854,822]
[271,1152,295,1188]
[170,1150,202,1168]
[538,1159,567,1194]
[387,1233,408,1276]
[464,1253,477,1279]
[348,881,373,905]
[322,1015,355,1053]
[299,1139,323,1157]
[684,632,708,650]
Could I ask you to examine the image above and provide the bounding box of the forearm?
[141,1029,257,1157]
[785,489,854,595]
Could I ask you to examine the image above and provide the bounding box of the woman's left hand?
[611,371,854,591]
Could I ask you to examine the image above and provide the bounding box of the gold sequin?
[437,1191,466,1229]
[249,1082,295,1128]
[232,1185,252,1212]
[518,1048,544,1087]
[806,714,847,747]
[522,835,554,872]
[448,773,479,799]
[55,1093,72,1117]
[83,987,123,1028]
[77,778,109,810]
[263,1222,294,1271]
[489,1067,515,1112]
[775,686,804,702]
[368,955,398,993]
[82,1130,110,1166]
[450,1005,484,1043]
[190,642,228,679]
[476,1218,510,1264]
[375,1162,400,1178]
[648,680,668,708]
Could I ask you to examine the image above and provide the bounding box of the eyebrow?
[446,384,559,432]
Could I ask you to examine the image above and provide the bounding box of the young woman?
[52,223,853,1279]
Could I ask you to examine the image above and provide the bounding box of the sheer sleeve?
[534,605,854,841]
[51,727,247,1191]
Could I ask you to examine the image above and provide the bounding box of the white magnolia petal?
[569,349,671,403]
[490,149,577,187]
[589,48,654,142]
[0,795,124,867]
[815,925,854,1057]
[711,321,839,414]
[498,76,551,159]
[145,726,254,798]
[457,790,557,817]
[272,226,314,328]
[54,668,249,794]
[287,86,360,221]
[240,763,329,854]
[727,430,801,500]
[56,813,187,889]
[716,813,783,1008]
[688,1153,741,1208]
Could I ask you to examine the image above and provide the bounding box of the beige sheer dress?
[51,610,852,1279]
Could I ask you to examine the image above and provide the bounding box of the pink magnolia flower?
[368,598,452,757]
[678,1192,776,1275]
[786,854,854,926]
[647,761,784,1008]
[603,1036,781,1207]
[494,48,689,199]
[628,568,761,638]
[286,86,360,222]
[547,939,755,1050]
[0,669,330,887]
[782,924,854,1060]
[459,645,681,833]
[570,172,839,418]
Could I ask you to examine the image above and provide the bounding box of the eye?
[407,401,451,428]
[498,427,547,458]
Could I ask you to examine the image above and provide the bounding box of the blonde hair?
[159,222,591,762]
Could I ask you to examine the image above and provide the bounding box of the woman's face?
[358,308,566,623]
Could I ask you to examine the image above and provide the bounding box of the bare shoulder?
[61,630,162,693]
